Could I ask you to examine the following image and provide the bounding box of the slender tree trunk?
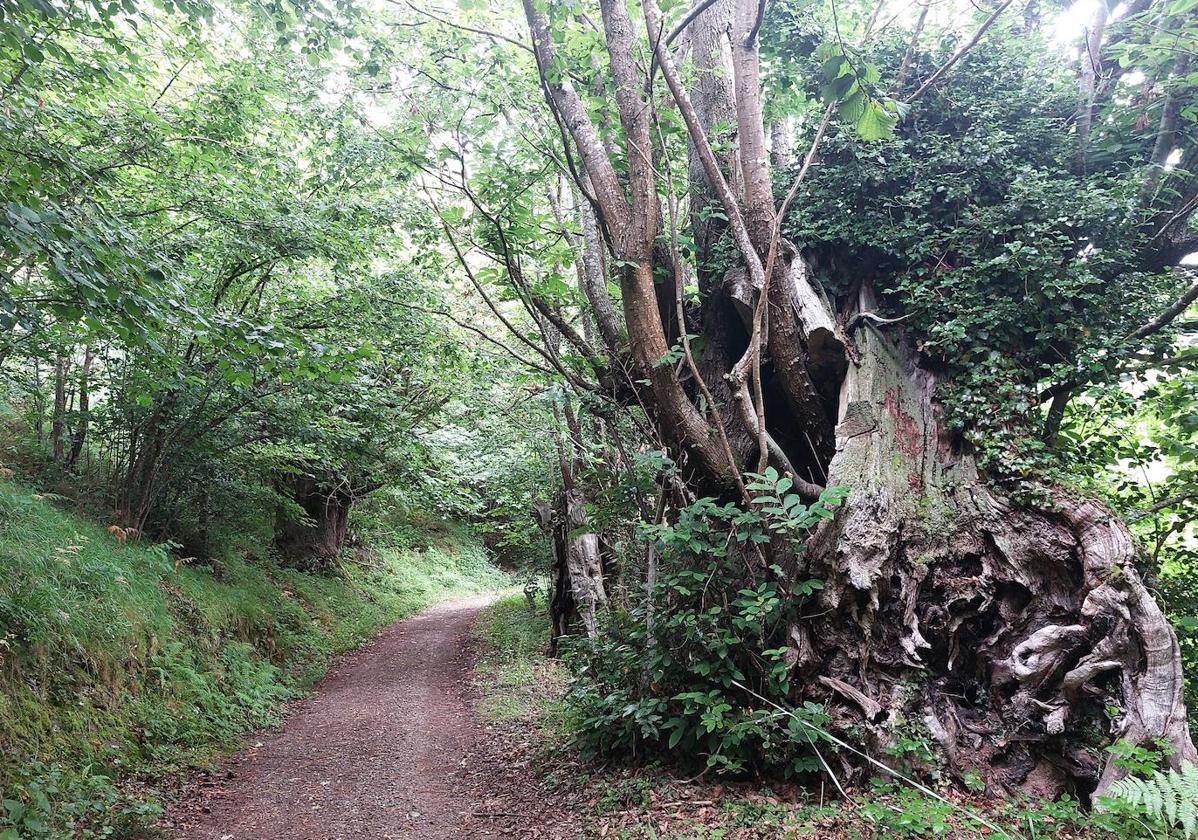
[50,353,67,463]
[572,184,625,356]
[32,358,44,441]
[120,423,166,532]
[1075,0,1109,175]
[66,347,93,472]
[1141,51,1193,204]
[895,5,929,92]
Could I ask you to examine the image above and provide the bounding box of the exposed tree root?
[800,319,1196,798]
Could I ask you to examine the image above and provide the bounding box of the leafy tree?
[379,0,1198,798]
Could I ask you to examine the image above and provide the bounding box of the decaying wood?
[803,303,1196,795]
[521,0,1196,797]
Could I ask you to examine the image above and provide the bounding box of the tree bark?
[800,286,1197,796]
[547,398,607,642]
[1075,0,1109,175]
[1141,51,1193,204]
[65,347,93,472]
[522,0,1196,797]
[275,475,353,563]
[50,353,67,463]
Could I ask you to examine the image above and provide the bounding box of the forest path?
[163,595,575,840]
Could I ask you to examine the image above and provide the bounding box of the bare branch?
[905,0,1018,104]
[893,3,929,92]
[665,0,724,46]
[1125,273,1198,344]
[390,0,534,53]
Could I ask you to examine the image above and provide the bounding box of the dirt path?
[164,595,576,840]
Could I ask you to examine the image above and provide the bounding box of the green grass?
[0,479,506,839]
[473,593,568,731]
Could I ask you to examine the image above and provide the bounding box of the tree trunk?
[1141,51,1193,204]
[276,475,353,562]
[799,285,1197,797]
[50,353,67,463]
[119,418,166,532]
[65,347,93,472]
[1075,0,1109,175]
[523,0,1196,798]
[564,487,606,637]
[546,398,607,644]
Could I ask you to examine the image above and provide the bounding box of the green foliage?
[0,479,504,837]
[1102,762,1198,838]
[813,42,900,141]
[564,490,844,777]
[785,27,1188,491]
[0,0,465,560]
[1107,737,1173,775]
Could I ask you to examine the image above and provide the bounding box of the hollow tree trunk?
[799,286,1197,797]
[524,0,1195,799]
[563,487,606,636]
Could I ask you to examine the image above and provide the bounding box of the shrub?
[563,482,846,777]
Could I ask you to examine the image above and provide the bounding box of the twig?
[905,0,1018,104]
[729,679,1023,840]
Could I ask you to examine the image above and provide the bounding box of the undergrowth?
[473,592,1193,840]
[472,593,567,733]
[0,479,505,839]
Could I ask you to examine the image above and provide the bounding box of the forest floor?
[160,595,579,840]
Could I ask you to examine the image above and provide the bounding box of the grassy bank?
[473,593,568,730]
[0,480,506,838]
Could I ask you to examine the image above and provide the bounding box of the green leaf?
[857,100,897,141]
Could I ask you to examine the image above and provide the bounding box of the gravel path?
[164,595,576,840]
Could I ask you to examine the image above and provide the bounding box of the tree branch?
[905,0,1018,104]
[522,0,631,237]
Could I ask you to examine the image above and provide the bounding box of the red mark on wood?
[885,389,926,491]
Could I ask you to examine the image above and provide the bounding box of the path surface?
[164,596,575,840]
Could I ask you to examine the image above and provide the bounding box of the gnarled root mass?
[800,326,1196,798]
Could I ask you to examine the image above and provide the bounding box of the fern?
[1107,761,1198,837]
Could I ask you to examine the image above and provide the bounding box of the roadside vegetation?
[0,477,504,838]
[4,0,1198,836]
[473,598,1195,840]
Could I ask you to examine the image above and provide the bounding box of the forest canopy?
[3,0,1198,832]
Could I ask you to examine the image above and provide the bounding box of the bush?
[563,482,846,777]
